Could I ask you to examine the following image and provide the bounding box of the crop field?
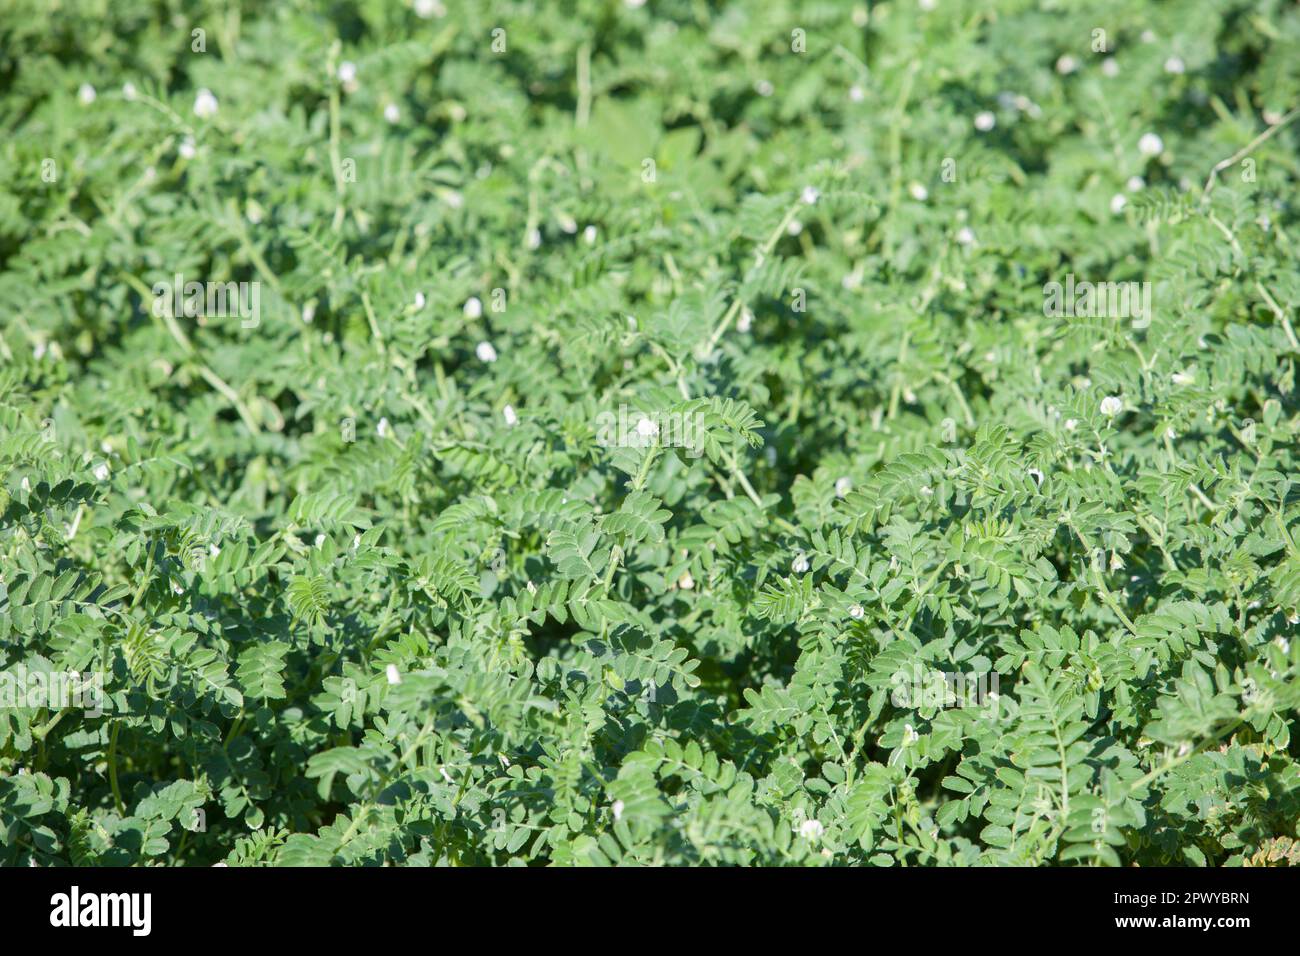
[2,0,1300,869]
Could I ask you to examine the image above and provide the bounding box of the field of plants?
[2,0,1300,867]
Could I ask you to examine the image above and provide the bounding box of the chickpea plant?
[2,0,1300,867]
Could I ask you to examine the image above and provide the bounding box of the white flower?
[1100,395,1123,417]
[849,604,865,620]
[179,137,196,160]
[193,88,219,119]
[835,476,852,498]
[463,296,483,318]
[1140,30,1156,43]
[1138,132,1164,157]
[1055,55,1079,75]
[383,103,400,124]
[1172,370,1195,386]
[476,341,498,363]
[413,0,445,17]
[919,485,933,497]
[20,477,30,493]
[636,416,659,438]
[791,552,810,574]
[754,79,774,97]
[302,303,316,323]
[413,291,426,310]
[677,570,695,590]
[1163,56,1185,75]
[377,416,391,438]
[78,83,96,105]
[503,404,518,426]
[902,723,919,745]
[209,543,221,557]
[122,82,137,101]
[625,0,646,6]
[737,308,754,333]
[386,664,402,685]
[314,533,326,548]
[801,186,820,205]
[798,819,825,840]
[172,581,185,595]
[526,227,541,250]
[338,61,357,84]
[444,190,463,209]
[849,85,865,103]
[1126,175,1145,192]
[1064,418,1078,431]
[1101,58,1119,77]
[93,462,110,481]
[909,182,929,202]
[956,226,976,246]
[1110,193,1128,214]
[786,220,802,236]
[583,225,597,244]
[974,111,996,132]
[352,533,362,551]
[612,800,625,821]
[1109,551,1124,572]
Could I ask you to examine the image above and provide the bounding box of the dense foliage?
[3,0,1300,867]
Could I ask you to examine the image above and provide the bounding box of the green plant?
[2,0,1300,867]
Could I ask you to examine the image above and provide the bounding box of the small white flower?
[1140,30,1156,43]
[314,533,326,548]
[352,533,362,550]
[754,79,774,97]
[1172,370,1195,386]
[302,303,316,323]
[193,88,219,119]
[792,552,810,574]
[798,819,825,840]
[1165,427,1177,440]
[78,83,96,105]
[974,111,996,132]
[955,226,976,246]
[919,485,934,497]
[1055,55,1079,75]
[737,308,754,334]
[526,227,542,250]
[93,462,110,481]
[1109,552,1124,572]
[909,182,929,202]
[209,543,221,557]
[413,0,445,17]
[636,416,659,438]
[849,85,865,103]
[1101,58,1119,77]
[1100,395,1123,417]
[476,341,498,363]
[1163,56,1185,75]
[625,0,647,6]
[786,220,803,236]
[1138,132,1164,157]
[848,604,865,620]
[463,296,483,318]
[122,82,137,101]
[677,570,695,590]
[413,291,426,310]
[1126,175,1145,192]
[179,137,196,160]
[1064,418,1078,432]
[377,416,391,438]
[444,190,464,210]
[172,581,185,595]
[902,723,919,745]
[801,186,820,205]
[383,103,400,124]
[386,664,402,685]
[835,476,852,498]
[338,61,357,84]
[1110,193,1128,214]
[583,225,597,244]
[503,404,518,426]
[612,799,625,821]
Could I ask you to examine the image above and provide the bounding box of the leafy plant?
[2,0,1300,867]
